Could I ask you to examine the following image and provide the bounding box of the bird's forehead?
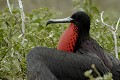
[71,11,90,21]
[71,11,86,17]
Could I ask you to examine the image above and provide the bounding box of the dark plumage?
[27,11,120,80]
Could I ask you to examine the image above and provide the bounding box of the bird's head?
[47,11,90,34]
[70,11,90,32]
[47,11,91,52]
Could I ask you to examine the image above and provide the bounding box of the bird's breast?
[57,23,78,52]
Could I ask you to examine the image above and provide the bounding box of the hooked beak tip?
[46,20,54,26]
[46,21,50,26]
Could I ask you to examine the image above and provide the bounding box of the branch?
[100,11,115,31]
[17,0,25,45]
[100,11,119,59]
[115,18,120,32]
[6,0,13,14]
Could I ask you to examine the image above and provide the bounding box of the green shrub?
[0,7,64,79]
[0,1,119,79]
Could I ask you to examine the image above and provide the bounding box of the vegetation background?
[0,0,119,80]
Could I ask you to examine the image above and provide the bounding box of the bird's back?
[76,37,113,70]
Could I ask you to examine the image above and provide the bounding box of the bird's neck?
[57,23,79,52]
[57,23,90,52]
[74,31,90,52]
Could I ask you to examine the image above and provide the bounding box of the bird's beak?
[47,17,73,25]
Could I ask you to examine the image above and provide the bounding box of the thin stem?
[112,31,118,59]
[100,11,115,31]
[18,0,25,45]
[6,0,13,14]
[115,18,120,32]
[100,11,119,59]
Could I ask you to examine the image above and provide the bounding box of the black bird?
[27,11,120,80]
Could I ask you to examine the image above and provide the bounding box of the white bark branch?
[6,0,13,14]
[100,11,119,59]
[115,18,120,32]
[100,11,115,31]
[18,0,25,45]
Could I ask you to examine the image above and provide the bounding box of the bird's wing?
[27,47,110,80]
[27,47,58,80]
[106,53,120,79]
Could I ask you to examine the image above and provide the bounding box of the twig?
[115,18,120,32]
[100,11,115,31]
[6,0,13,14]
[100,11,120,59]
[18,0,25,45]
[0,47,11,61]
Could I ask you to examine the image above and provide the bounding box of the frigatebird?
[27,11,120,80]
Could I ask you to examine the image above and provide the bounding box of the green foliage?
[85,70,113,80]
[84,64,113,80]
[0,0,120,80]
[0,7,65,79]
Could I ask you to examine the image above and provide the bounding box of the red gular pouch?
[57,23,79,52]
